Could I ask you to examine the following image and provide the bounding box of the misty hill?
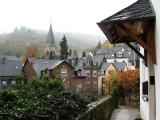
[0,27,106,57]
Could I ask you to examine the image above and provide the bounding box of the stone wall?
[77,95,118,120]
[125,93,140,108]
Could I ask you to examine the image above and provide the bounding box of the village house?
[0,55,23,89]
[97,0,159,119]
[98,62,127,95]
[96,46,139,70]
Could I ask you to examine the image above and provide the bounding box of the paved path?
[110,106,140,120]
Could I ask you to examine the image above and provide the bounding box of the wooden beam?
[117,23,153,55]
[125,42,145,60]
[115,38,121,43]
[150,23,157,64]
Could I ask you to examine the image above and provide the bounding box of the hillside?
[0,27,106,57]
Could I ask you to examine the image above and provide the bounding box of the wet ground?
[110,106,140,120]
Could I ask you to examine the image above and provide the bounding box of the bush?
[0,76,89,120]
[119,69,140,94]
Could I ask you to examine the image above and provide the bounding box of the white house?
[140,0,160,120]
[97,0,160,119]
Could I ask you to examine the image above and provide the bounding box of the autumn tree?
[22,44,39,63]
[60,35,69,60]
[106,71,123,96]
[101,43,113,49]
[119,69,140,94]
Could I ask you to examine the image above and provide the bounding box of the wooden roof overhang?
[97,0,156,67]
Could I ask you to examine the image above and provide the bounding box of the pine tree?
[69,48,72,56]
[60,35,69,60]
[96,41,101,50]
[82,51,86,57]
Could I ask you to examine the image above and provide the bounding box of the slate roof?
[49,61,64,69]
[92,56,103,67]
[74,65,88,77]
[101,0,155,23]
[123,51,131,58]
[96,47,123,56]
[0,55,20,61]
[0,55,23,77]
[113,62,127,71]
[45,24,56,47]
[100,63,111,70]
[28,58,59,76]
[128,52,139,62]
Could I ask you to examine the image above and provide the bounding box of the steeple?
[44,23,57,58]
[45,23,56,47]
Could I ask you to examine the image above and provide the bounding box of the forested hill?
[0,27,106,57]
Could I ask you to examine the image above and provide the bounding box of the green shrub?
[0,76,89,120]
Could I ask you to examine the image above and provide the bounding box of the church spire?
[45,23,56,47]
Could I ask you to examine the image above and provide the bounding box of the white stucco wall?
[151,0,160,119]
[140,52,149,120]
[140,0,160,120]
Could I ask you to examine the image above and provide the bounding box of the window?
[86,81,90,88]
[77,83,82,92]
[93,81,97,88]
[86,71,90,77]
[101,70,104,75]
[77,83,82,88]
[93,71,97,77]
[117,54,123,58]
[61,69,67,79]
[2,80,7,85]
[11,80,16,84]
[78,70,81,76]
[118,69,123,74]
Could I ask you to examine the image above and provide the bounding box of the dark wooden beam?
[150,23,157,64]
[117,23,153,55]
[125,42,145,60]
[115,38,121,43]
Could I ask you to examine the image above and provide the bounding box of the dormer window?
[78,70,81,76]
[118,69,123,74]
[117,54,123,58]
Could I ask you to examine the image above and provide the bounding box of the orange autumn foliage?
[119,69,140,94]
[22,44,39,63]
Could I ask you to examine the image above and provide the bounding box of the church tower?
[44,23,57,59]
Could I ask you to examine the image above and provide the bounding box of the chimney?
[2,57,6,63]
[31,57,35,64]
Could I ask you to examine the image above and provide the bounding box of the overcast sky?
[0,0,136,36]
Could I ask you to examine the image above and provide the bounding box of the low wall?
[125,93,140,108]
[77,95,118,120]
